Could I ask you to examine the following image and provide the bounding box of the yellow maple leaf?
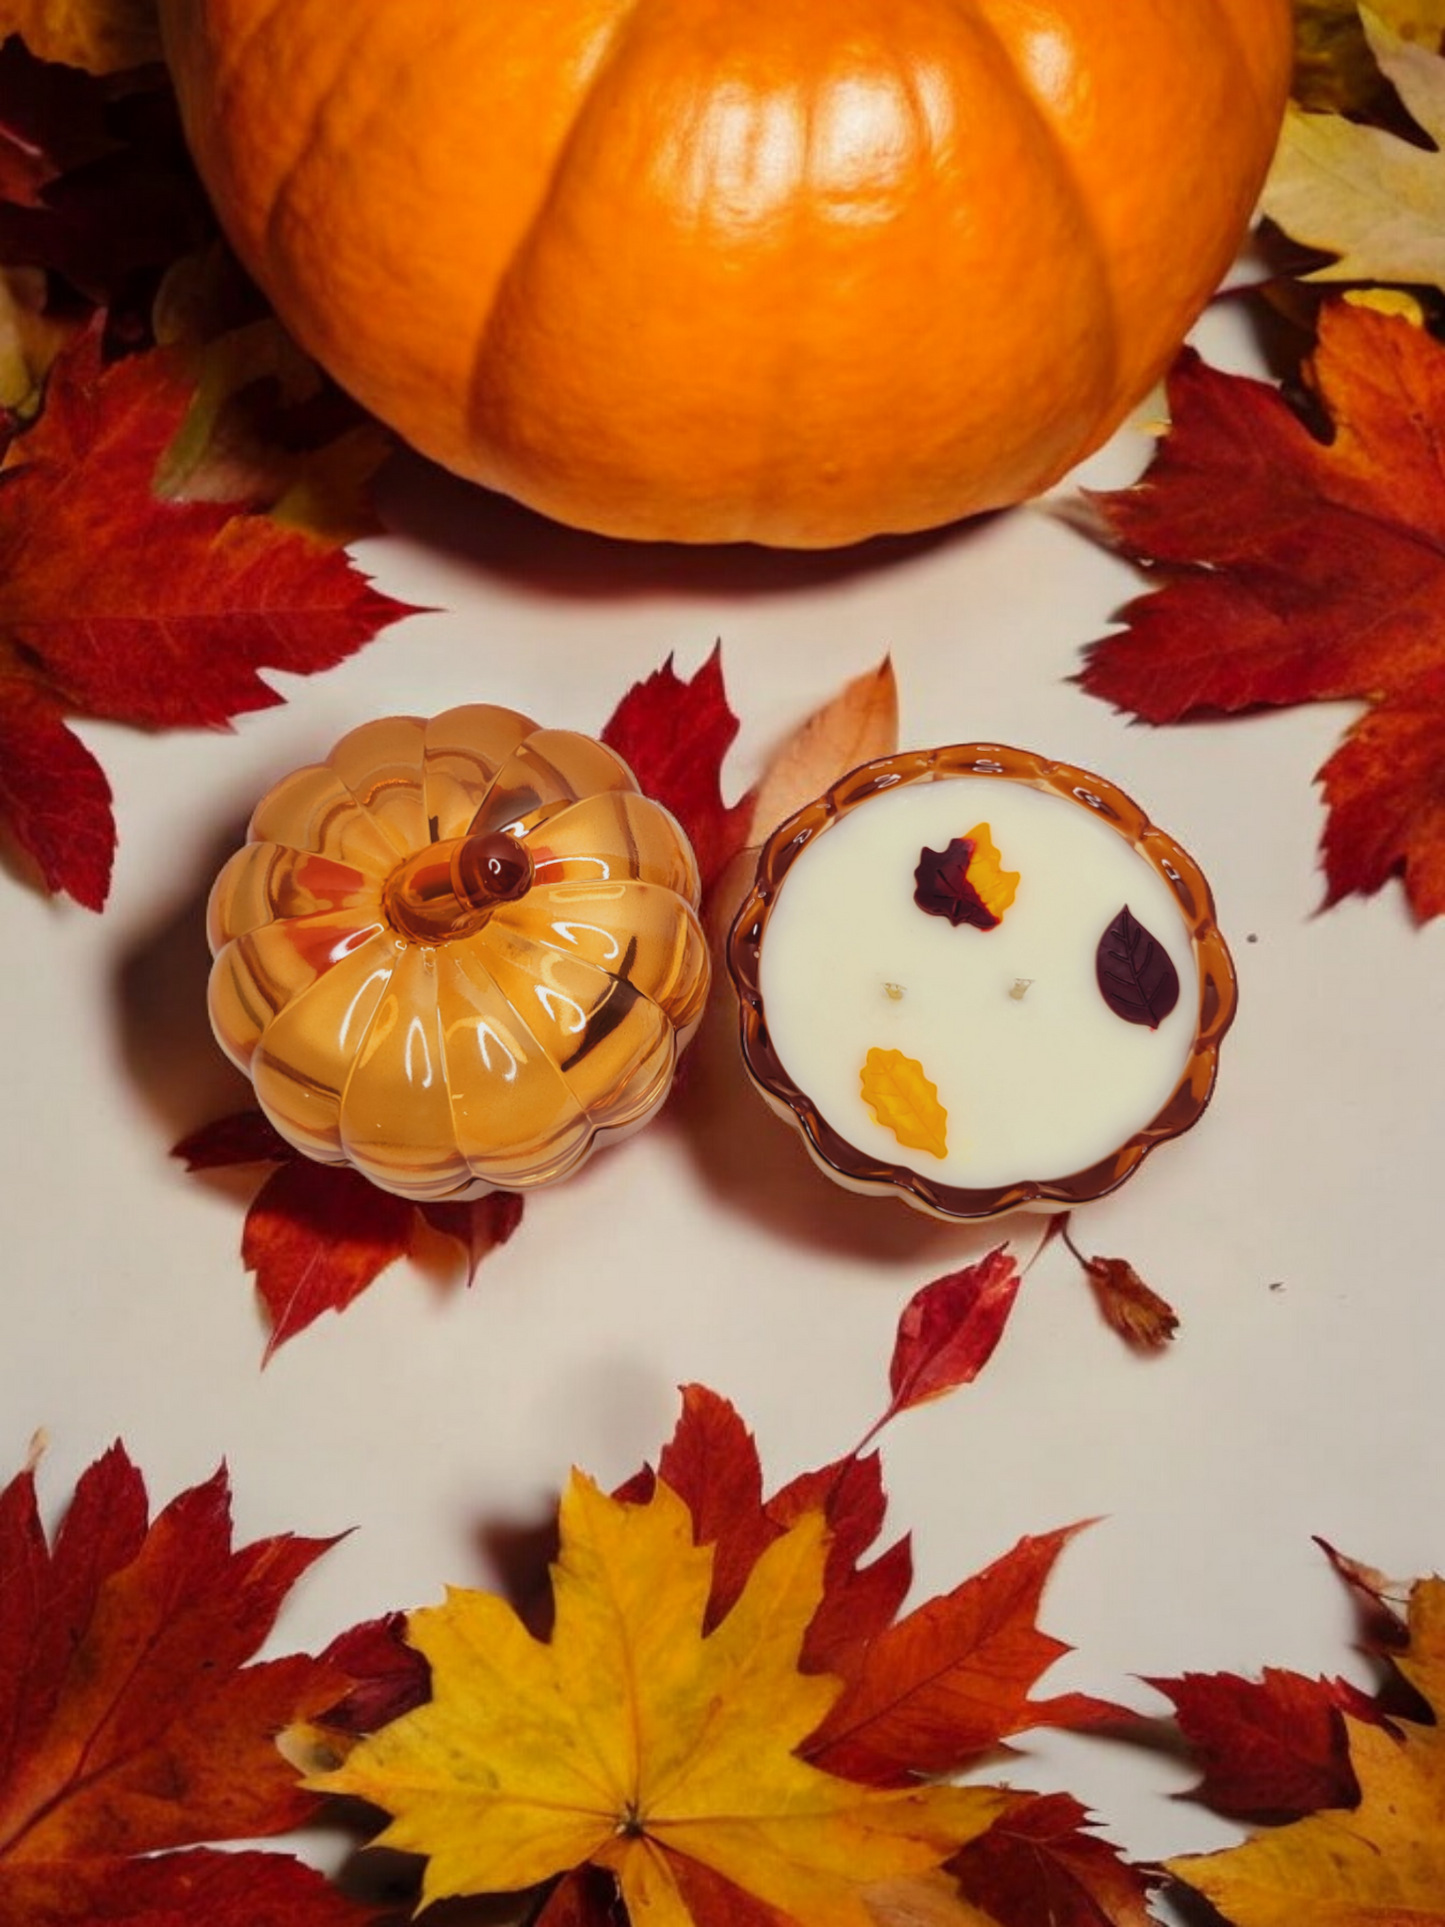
[860,1048,949,1159]
[958,823,1019,925]
[1166,1574,1445,1925]
[1264,8,1445,292]
[0,0,162,73]
[314,1475,1005,1925]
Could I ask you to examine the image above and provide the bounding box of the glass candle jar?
[727,744,1236,1219]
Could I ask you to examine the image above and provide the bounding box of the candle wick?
[884,981,905,1001]
[1009,978,1034,1001]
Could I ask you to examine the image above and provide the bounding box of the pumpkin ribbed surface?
[207,710,709,1200]
[161,0,1292,547]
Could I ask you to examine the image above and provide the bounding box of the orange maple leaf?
[1080,298,1445,921]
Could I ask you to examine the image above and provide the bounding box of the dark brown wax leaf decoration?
[914,836,998,930]
[1094,905,1180,1028]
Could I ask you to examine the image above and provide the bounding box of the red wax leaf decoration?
[913,834,999,929]
[600,643,755,895]
[951,1792,1158,1927]
[884,1246,1022,1421]
[1080,300,1445,922]
[173,1109,524,1355]
[0,1443,381,1925]
[1095,905,1180,1028]
[1147,1668,1385,1821]
[0,326,417,908]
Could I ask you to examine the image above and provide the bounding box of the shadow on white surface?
[375,449,1000,602]
[110,815,255,1143]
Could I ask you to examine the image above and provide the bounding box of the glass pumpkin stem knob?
[385,828,534,944]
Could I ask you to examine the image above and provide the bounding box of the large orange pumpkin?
[159,0,1292,548]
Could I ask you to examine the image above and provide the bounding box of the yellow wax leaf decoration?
[860,1047,950,1159]
[1167,1574,1445,1925]
[312,1474,1004,1923]
[962,822,1020,924]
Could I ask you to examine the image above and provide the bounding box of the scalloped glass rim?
[726,743,1239,1221]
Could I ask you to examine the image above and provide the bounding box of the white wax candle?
[756,775,1201,1189]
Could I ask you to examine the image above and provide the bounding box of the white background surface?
[4,293,1443,1903]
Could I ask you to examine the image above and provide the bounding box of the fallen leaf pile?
[1265,3,1445,292]
[1080,0,1445,922]
[7,1274,1443,1925]
[300,1249,1143,1927]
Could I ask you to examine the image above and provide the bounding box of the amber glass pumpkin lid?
[207,708,711,1202]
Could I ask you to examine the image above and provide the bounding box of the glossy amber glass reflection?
[207,708,710,1200]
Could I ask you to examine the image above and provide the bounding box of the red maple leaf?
[0,1442,382,1926]
[1079,299,1445,921]
[951,1792,1157,1927]
[174,1109,525,1356]
[769,1450,914,1677]
[600,643,755,895]
[802,1524,1122,1785]
[0,325,417,908]
[533,1868,629,1927]
[624,1347,1119,1796]
[1146,1666,1383,1822]
[877,1247,1022,1426]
